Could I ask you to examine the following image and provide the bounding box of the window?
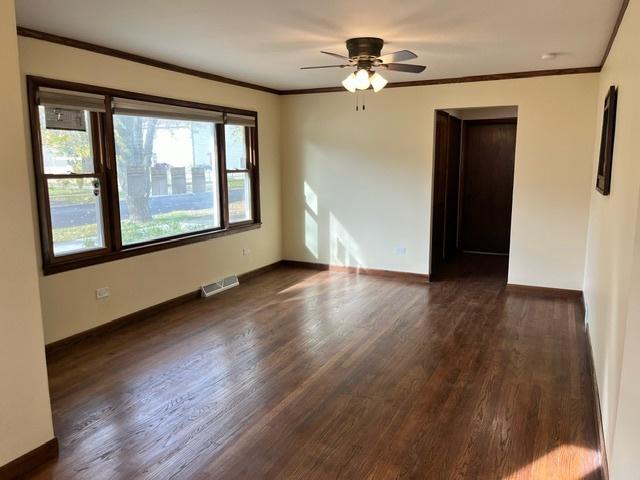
[36,90,110,258]
[28,77,260,274]
[224,122,254,224]
[112,103,222,245]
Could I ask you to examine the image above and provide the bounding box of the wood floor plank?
[30,256,602,479]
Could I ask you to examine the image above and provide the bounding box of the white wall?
[0,0,54,467]
[281,75,599,289]
[18,37,282,344]
[583,0,640,477]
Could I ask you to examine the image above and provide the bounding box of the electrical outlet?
[243,248,251,256]
[96,287,110,299]
[394,246,407,257]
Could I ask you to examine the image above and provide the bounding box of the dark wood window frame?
[27,76,261,275]
[222,122,260,227]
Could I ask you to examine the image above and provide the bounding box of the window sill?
[43,222,262,276]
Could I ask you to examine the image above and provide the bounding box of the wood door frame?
[429,111,449,277]
[430,112,519,278]
[429,110,463,278]
[457,117,518,255]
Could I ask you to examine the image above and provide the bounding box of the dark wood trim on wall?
[601,0,630,67]
[17,27,279,95]
[505,283,583,300]
[279,67,602,95]
[28,75,260,117]
[236,261,283,282]
[585,324,610,480]
[44,261,284,358]
[42,222,261,275]
[0,438,58,479]
[45,290,200,358]
[17,27,601,97]
[281,260,430,283]
[462,117,518,126]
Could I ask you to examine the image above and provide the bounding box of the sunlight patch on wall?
[330,212,363,267]
[304,181,319,259]
[304,181,318,215]
[305,210,318,258]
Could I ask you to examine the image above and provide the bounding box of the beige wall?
[18,37,282,344]
[281,74,599,289]
[583,0,640,477]
[608,200,640,479]
[0,0,54,467]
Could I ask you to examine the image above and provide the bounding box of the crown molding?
[279,67,601,95]
[601,0,630,66]
[17,27,280,94]
[18,26,605,97]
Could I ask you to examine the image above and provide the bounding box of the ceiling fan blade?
[300,65,350,70]
[376,50,418,63]
[320,50,352,61]
[383,63,426,73]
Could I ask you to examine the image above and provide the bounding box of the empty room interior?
[2,0,640,478]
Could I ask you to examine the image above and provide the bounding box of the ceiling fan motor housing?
[346,37,384,69]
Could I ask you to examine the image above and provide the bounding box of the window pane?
[39,106,95,174]
[48,178,105,256]
[224,125,247,170]
[113,114,220,245]
[228,172,252,223]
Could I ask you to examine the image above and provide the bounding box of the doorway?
[430,107,517,280]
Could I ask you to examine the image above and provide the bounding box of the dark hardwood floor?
[31,258,602,479]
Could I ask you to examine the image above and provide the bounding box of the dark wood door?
[431,112,462,276]
[459,119,517,254]
[430,111,449,274]
[444,115,461,259]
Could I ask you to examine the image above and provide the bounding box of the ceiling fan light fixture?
[370,72,388,92]
[342,72,357,92]
[354,68,371,90]
[302,38,426,95]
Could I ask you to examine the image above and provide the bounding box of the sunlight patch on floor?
[277,271,329,295]
[502,444,600,480]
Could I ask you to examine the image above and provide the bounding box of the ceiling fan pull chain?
[363,90,366,111]
[355,91,359,111]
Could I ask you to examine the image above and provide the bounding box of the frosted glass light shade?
[370,72,388,92]
[342,73,357,92]
[354,69,371,90]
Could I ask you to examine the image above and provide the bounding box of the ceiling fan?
[301,37,426,93]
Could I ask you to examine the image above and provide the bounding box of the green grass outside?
[53,210,216,245]
[48,184,95,205]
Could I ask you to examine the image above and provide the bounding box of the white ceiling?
[15,0,623,91]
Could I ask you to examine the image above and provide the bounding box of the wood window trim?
[224,122,259,226]
[27,76,261,276]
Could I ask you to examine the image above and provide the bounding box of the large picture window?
[28,77,260,274]
[112,105,222,245]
